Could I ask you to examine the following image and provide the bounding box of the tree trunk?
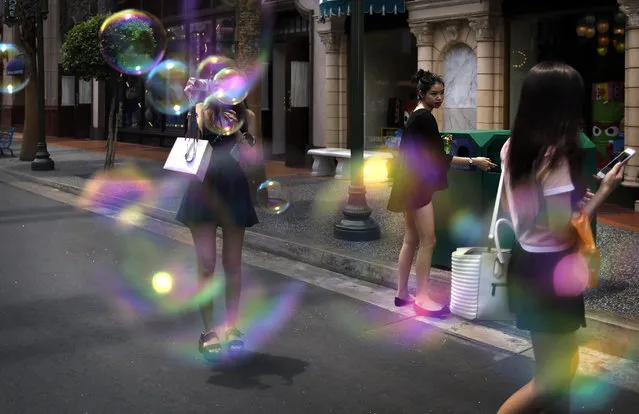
[19,79,39,161]
[236,0,266,196]
[104,78,119,169]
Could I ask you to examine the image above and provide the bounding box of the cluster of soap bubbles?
[98,9,251,137]
[97,9,290,213]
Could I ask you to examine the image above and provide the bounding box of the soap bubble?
[196,55,234,82]
[257,180,290,215]
[0,43,30,94]
[99,9,166,75]
[201,96,245,136]
[145,60,192,116]
[211,68,249,105]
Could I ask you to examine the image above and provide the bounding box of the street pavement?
[1,173,639,412]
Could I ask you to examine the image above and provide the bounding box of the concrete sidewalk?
[2,139,639,362]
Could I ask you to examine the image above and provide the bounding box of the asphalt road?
[1,173,638,414]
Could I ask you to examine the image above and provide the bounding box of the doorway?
[271,36,311,168]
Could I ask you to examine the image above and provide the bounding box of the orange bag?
[571,210,600,289]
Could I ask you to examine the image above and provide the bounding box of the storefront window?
[164,24,188,131]
[508,10,625,142]
[363,27,416,149]
[189,21,215,71]
[216,17,236,58]
[122,77,144,129]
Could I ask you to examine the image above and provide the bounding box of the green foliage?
[61,13,159,82]
[100,18,159,72]
[61,14,112,82]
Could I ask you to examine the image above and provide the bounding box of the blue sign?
[6,54,25,76]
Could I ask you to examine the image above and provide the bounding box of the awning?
[6,55,25,76]
[319,0,406,18]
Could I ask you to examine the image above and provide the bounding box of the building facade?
[304,0,639,194]
[1,0,637,194]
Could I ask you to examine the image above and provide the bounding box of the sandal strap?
[225,327,243,339]
[200,330,219,344]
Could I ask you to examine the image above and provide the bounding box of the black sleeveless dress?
[176,130,259,228]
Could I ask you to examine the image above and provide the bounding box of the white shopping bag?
[163,137,212,182]
[449,167,515,321]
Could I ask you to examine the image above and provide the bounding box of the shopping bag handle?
[184,138,198,163]
[494,218,514,264]
[183,107,200,163]
[488,164,506,242]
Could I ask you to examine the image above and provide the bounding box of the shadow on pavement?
[207,351,309,390]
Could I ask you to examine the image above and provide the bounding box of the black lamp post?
[30,0,54,171]
[333,0,380,241]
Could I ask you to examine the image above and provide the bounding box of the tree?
[235,0,267,197]
[60,13,157,169]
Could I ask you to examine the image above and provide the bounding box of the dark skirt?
[508,242,586,334]
[176,152,259,229]
[387,162,445,212]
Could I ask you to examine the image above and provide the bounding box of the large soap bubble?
[145,60,192,116]
[201,96,246,136]
[0,43,30,94]
[99,9,167,75]
[211,68,249,105]
[196,55,234,82]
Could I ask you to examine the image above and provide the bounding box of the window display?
[216,17,236,57]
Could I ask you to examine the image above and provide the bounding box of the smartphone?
[596,148,636,179]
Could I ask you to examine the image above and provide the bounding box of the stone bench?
[307,147,394,180]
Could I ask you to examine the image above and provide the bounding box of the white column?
[312,20,327,148]
[470,16,496,130]
[319,30,342,148]
[493,19,505,129]
[619,0,639,188]
[44,0,60,109]
[409,22,434,72]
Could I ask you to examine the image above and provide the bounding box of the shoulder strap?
[488,167,506,242]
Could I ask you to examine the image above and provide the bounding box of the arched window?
[443,44,477,131]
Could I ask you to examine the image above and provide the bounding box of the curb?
[2,164,639,362]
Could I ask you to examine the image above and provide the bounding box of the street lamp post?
[333,0,380,241]
[30,0,54,171]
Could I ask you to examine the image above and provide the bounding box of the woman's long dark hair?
[508,62,584,187]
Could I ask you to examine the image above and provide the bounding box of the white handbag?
[163,109,213,182]
[450,167,515,321]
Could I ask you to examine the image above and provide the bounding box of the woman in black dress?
[388,70,496,317]
[176,99,259,362]
[498,62,626,413]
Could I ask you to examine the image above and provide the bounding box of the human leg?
[190,224,219,330]
[396,210,419,302]
[190,223,222,360]
[498,331,579,414]
[221,225,246,330]
[412,202,444,312]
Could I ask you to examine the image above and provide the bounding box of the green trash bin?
[432,131,598,269]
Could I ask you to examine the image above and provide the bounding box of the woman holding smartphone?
[498,61,626,413]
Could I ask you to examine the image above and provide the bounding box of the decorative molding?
[443,20,463,42]
[406,0,490,23]
[409,22,434,46]
[619,1,639,29]
[293,0,315,18]
[469,16,495,41]
[319,31,340,54]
